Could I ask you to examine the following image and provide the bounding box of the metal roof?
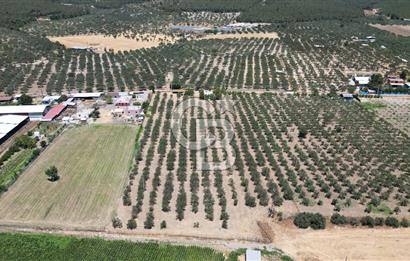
[0,105,47,114]
[42,103,67,121]
[0,115,28,140]
[71,92,102,98]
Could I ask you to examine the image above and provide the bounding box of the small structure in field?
[245,249,261,261]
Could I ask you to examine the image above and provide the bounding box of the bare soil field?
[48,34,176,53]
[369,24,410,37]
[0,124,136,229]
[271,221,410,261]
[199,32,279,40]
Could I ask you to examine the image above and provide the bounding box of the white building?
[245,249,261,261]
[42,95,61,105]
[0,115,29,143]
[353,76,370,87]
[0,105,48,121]
[70,92,102,100]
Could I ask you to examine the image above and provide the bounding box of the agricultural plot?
[0,233,224,261]
[117,92,410,240]
[2,3,409,96]
[0,124,136,229]
[362,98,410,134]
[0,25,400,95]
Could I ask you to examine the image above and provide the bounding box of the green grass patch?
[368,203,393,215]
[0,232,224,261]
[0,149,34,187]
[361,102,387,111]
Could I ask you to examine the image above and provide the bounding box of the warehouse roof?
[70,92,102,99]
[0,115,28,140]
[0,105,48,114]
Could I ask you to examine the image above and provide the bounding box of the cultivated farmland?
[117,92,410,241]
[0,232,225,261]
[0,124,136,229]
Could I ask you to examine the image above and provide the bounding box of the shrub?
[385,217,400,228]
[349,217,359,226]
[112,217,122,228]
[294,212,325,230]
[330,213,347,225]
[245,193,256,207]
[375,217,384,226]
[127,219,137,230]
[160,220,167,229]
[144,212,154,229]
[360,216,375,228]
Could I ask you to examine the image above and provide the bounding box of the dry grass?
[0,124,136,229]
[369,24,410,37]
[272,221,410,261]
[48,34,176,53]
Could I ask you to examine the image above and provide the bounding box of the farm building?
[126,106,144,121]
[0,96,14,103]
[134,91,149,103]
[353,76,370,87]
[42,95,61,105]
[387,77,405,87]
[114,96,131,107]
[0,115,29,144]
[0,105,48,121]
[245,249,261,261]
[70,92,102,100]
[41,103,67,122]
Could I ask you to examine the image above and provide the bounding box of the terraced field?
[0,124,136,229]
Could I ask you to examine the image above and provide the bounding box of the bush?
[294,212,325,230]
[112,217,122,229]
[375,217,384,226]
[245,193,256,207]
[127,219,137,230]
[360,216,375,228]
[385,217,400,228]
[330,213,347,225]
[160,220,167,229]
[349,217,359,226]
